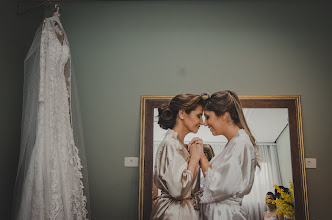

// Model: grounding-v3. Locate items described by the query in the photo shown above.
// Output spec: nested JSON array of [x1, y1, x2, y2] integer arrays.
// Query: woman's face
[[182, 105, 203, 133], [265, 194, 276, 208], [203, 110, 227, 136]]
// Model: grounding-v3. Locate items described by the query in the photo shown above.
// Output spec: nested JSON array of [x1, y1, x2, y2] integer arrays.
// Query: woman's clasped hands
[[188, 137, 204, 161]]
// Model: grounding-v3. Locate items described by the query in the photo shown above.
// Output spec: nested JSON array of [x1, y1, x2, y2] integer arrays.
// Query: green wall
[[1, 1, 331, 219], [58, 2, 331, 219], [0, 1, 42, 219]]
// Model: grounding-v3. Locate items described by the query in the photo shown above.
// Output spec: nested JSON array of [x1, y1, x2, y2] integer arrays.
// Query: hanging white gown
[[16, 16, 88, 220]]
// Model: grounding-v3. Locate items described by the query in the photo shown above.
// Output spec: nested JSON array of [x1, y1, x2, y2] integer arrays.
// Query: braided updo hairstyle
[[158, 94, 204, 129]]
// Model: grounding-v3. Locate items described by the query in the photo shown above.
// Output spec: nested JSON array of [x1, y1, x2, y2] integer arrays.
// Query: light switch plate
[[305, 158, 316, 169], [124, 157, 139, 167]]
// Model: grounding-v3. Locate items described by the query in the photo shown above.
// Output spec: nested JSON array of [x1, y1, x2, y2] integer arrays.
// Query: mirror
[[139, 96, 308, 220]]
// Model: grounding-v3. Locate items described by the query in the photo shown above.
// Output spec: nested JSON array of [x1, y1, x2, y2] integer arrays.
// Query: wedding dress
[[13, 16, 90, 220], [263, 212, 278, 220]]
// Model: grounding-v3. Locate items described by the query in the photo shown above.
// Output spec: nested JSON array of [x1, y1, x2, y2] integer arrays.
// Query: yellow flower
[[273, 182, 295, 219]]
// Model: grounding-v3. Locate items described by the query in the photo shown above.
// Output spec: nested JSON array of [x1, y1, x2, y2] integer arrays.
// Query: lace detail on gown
[[17, 16, 88, 220], [200, 168, 216, 203]]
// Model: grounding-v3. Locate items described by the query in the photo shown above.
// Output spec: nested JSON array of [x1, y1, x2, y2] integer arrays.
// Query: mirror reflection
[[152, 108, 293, 220]]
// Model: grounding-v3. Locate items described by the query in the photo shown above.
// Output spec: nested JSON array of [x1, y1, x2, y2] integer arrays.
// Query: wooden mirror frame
[[139, 95, 309, 220]]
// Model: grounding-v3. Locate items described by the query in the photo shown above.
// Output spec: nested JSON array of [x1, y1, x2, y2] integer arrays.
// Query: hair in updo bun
[[158, 104, 176, 129], [158, 94, 204, 129]]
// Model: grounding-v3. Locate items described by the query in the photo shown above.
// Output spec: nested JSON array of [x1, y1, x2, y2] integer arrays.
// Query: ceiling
[[153, 108, 289, 143]]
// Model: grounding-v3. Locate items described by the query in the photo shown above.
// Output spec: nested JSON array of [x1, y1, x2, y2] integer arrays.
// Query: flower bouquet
[[273, 182, 295, 219]]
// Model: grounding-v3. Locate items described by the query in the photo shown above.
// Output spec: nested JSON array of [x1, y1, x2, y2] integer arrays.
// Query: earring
[[180, 116, 184, 120]]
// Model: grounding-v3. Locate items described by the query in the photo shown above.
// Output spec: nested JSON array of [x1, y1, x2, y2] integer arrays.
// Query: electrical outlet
[[124, 157, 139, 167], [305, 158, 317, 169]]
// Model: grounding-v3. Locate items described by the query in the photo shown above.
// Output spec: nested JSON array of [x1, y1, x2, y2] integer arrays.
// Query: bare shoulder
[[277, 213, 284, 220], [262, 211, 266, 219]]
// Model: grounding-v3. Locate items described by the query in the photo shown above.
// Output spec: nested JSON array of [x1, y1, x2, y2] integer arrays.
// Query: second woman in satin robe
[[197, 90, 260, 220]]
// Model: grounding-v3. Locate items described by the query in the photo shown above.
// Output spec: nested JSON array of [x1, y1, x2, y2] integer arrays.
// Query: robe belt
[[219, 198, 242, 206], [160, 192, 193, 201]]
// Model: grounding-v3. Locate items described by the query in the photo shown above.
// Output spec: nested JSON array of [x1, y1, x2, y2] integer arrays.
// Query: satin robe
[[150, 129, 200, 220], [200, 129, 256, 220]]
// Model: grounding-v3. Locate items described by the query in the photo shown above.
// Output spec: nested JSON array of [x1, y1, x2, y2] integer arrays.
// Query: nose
[[203, 120, 208, 126], [200, 118, 203, 125]]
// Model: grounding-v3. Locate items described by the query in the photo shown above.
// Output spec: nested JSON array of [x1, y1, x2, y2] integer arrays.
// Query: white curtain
[[242, 144, 282, 220]]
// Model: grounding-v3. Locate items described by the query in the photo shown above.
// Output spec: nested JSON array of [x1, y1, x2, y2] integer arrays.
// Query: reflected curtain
[[242, 144, 282, 220]]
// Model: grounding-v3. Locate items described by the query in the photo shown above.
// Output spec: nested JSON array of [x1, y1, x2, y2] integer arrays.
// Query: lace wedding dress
[[13, 16, 89, 220]]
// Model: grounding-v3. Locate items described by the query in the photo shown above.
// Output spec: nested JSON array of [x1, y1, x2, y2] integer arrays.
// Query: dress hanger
[[52, 4, 64, 43], [53, 3, 61, 18], [53, 3, 62, 27], [52, 4, 62, 32]]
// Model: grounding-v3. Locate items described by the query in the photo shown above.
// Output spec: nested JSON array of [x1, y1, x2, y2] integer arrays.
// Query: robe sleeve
[[154, 140, 194, 200], [200, 139, 256, 203]]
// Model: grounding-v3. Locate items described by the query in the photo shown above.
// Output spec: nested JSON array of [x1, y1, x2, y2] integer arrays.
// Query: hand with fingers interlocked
[[188, 137, 204, 160]]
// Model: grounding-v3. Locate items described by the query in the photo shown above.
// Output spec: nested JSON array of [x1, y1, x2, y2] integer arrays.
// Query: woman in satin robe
[[150, 94, 207, 220], [197, 90, 260, 220], [262, 192, 284, 220]]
